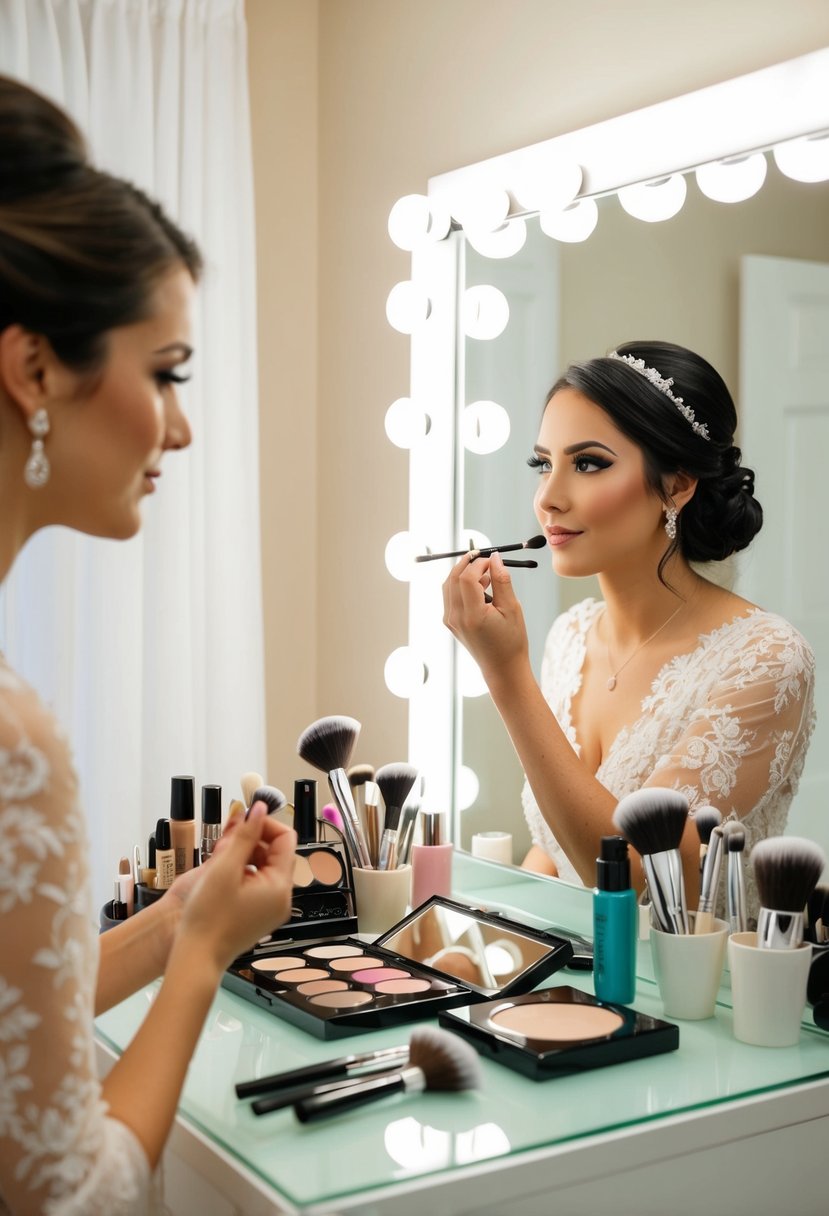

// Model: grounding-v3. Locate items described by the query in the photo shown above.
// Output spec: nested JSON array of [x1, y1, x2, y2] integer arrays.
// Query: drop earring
[[24, 408, 50, 489], [664, 504, 678, 541]]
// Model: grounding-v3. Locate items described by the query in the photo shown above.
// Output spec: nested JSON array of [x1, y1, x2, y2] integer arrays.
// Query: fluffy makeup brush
[[348, 763, 375, 841], [297, 716, 371, 867], [612, 788, 690, 934], [694, 807, 722, 876], [752, 836, 826, 949], [396, 779, 424, 868], [294, 1026, 481, 1123], [241, 1045, 412, 1114], [723, 822, 747, 933], [248, 785, 288, 817], [375, 762, 419, 871], [694, 822, 726, 935], [240, 771, 264, 808]]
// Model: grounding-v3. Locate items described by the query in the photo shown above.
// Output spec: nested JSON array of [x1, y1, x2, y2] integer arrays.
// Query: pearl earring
[[664, 504, 678, 540], [24, 409, 50, 489]]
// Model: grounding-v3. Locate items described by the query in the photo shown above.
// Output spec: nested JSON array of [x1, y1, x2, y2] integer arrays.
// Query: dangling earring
[[24, 408, 51, 489], [664, 503, 678, 541]]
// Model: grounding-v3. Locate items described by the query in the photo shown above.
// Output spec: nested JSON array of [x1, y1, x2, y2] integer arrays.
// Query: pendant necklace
[[602, 602, 685, 692]]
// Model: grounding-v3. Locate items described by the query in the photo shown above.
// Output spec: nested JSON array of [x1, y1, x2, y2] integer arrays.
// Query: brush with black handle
[[293, 1027, 481, 1123], [297, 715, 371, 867], [612, 788, 690, 934], [693, 806, 722, 879], [751, 836, 826, 949]]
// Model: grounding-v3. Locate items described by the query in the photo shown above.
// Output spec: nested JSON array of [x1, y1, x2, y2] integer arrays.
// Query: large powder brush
[[297, 716, 371, 867], [293, 1026, 481, 1122], [751, 835, 826, 948], [375, 762, 419, 870], [612, 788, 690, 934]]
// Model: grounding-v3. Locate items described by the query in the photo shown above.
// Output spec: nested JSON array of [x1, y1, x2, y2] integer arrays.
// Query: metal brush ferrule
[[329, 769, 372, 868], [643, 848, 689, 934], [756, 908, 804, 949], [727, 848, 747, 934], [697, 828, 725, 916]]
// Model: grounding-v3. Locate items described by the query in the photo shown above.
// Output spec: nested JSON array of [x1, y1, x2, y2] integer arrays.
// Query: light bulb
[[457, 528, 491, 552], [453, 187, 510, 234], [462, 285, 509, 340], [384, 646, 428, 698], [695, 153, 767, 203], [461, 400, 511, 454], [513, 160, 583, 213], [387, 194, 451, 249], [465, 218, 527, 259], [539, 197, 598, 243], [384, 397, 431, 448], [385, 281, 432, 334], [457, 765, 480, 810], [385, 531, 432, 582], [773, 132, 829, 183], [458, 648, 488, 698], [618, 174, 687, 222]]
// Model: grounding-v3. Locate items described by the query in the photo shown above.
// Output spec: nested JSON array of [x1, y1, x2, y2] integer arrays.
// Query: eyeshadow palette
[[439, 985, 679, 1080], [223, 896, 574, 1039], [259, 838, 358, 944]]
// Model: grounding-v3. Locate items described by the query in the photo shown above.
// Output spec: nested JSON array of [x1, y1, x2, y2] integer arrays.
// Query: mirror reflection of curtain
[[0, 0, 265, 908]]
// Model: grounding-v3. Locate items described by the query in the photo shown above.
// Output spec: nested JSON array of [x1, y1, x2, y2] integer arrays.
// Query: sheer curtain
[[0, 0, 266, 908]]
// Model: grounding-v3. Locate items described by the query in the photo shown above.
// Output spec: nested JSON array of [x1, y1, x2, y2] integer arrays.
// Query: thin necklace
[[602, 602, 685, 692]]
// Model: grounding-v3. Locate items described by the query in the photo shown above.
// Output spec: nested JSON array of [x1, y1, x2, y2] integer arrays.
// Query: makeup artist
[[443, 341, 815, 914], [0, 77, 296, 1215]]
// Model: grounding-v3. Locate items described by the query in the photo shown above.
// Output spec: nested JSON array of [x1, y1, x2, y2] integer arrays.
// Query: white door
[[738, 255, 829, 863]]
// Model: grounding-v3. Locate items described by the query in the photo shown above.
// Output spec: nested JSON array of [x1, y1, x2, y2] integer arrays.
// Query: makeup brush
[[363, 780, 382, 867], [693, 806, 722, 877], [237, 1042, 411, 1104], [695, 823, 726, 935], [118, 856, 134, 917], [612, 788, 690, 934], [375, 762, 419, 871], [751, 836, 826, 949], [240, 771, 264, 809], [248, 784, 288, 817], [297, 716, 371, 868], [348, 763, 375, 840], [294, 1026, 481, 1123], [396, 783, 423, 868], [805, 884, 829, 944], [723, 821, 747, 934], [415, 534, 546, 562]]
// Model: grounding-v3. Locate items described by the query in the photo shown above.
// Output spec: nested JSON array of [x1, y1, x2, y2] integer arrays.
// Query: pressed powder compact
[[439, 985, 679, 1079], [223, 896, 574, 1038]]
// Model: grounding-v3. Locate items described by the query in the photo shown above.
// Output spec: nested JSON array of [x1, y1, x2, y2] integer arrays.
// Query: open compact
[[223, 896, 574, 1038], [439, 985, 679, 1079]]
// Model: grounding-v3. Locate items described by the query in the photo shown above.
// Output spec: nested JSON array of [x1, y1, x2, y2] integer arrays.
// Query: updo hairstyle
[[547, 340, 763, 574], [0, 75, 202, 375]]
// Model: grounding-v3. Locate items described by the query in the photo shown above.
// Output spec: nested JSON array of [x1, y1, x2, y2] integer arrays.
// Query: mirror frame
[[403, 47, 829, 845]]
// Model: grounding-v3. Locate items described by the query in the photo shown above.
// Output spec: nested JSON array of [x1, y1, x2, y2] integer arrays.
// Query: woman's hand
[[443, 550, 531, 683]]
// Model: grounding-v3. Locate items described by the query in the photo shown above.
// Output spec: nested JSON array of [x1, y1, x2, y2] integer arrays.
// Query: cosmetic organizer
[[222, 895, 573, 1038]]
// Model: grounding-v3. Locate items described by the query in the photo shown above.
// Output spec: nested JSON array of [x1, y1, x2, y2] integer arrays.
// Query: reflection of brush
[[415, 535, 546, 562], [612, 788, 690, 934], [693, 807, 722, 878], [723, 822, 747, 933], [297, 716, 371, 867], [752, 836, 826, 949], [294, 1026, 481, 1122], [375, 762, 419, 871]]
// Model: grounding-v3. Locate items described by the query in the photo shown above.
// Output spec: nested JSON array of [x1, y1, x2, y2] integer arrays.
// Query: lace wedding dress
[[0, 657, 152, 1215], [522, 599, 817, 917]]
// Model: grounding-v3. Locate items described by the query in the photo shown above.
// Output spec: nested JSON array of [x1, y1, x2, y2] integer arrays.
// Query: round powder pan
[[438, 986, 680, 1081]]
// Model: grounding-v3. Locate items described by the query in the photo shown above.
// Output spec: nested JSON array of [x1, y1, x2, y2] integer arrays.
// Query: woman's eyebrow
[[154, 342, 194, 358], [563, 440, 618, 456]]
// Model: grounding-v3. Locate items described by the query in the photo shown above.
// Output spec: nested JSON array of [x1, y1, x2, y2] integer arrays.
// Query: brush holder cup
[[728, 931, 812, 1047], [471, 831, 513, 864], [649, 917, 729, 1020], [352, 865, 411, 936]]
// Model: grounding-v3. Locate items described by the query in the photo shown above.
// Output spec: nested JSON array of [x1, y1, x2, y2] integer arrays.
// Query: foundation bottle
[[170, 774, 196, 875]]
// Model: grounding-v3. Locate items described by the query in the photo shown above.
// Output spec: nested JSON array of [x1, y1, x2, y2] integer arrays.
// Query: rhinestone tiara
[[608, 351, 710, 441]]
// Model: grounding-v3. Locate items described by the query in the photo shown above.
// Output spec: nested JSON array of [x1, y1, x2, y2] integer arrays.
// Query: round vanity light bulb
[[458, 528, 491, 553], [384, 646, 428, 698], [387, 194, 451, 249], [384, 397, 431, 448], [386, 281, 432, 334], [539, 197, 599, 243], [385, 531, 431, 582], [453, 187, 511, 234], [618, 174, 687, 222], [465, 217, 527, 259], [513, 160, 583, 213], [457, 648, 488, 698], [462, 285, 509, 340], [462, 400, 511, 455], [695, 153, 767, 203], [773, 132, 829, 183], [457, 765, 480, 811]]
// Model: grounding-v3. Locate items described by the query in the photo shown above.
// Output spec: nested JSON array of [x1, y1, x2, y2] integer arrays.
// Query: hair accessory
[[24, 408, 50, 488], [664, 504, 678, 540], [608, 352, 710, 441]]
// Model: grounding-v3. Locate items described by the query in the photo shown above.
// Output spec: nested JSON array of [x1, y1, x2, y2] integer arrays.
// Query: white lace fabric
[[0, 658, 152, 1215], [522, 599, 817, 918]]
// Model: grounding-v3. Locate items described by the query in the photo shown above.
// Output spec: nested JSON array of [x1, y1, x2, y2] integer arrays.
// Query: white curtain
[[0, 0, 266, 910]]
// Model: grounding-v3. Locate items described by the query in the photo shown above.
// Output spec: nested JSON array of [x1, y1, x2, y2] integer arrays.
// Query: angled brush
[[297, 716, 371, 867], [751, 835, 826, 948], [612, 787, 690, 934]]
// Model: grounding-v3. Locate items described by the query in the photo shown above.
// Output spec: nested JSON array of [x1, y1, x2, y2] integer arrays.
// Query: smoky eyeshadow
[[304, 944, 364, 959], [309, 990, 373, 1009], [490, 1001, 624, 1042], [251, 956, 307, 973], [329, 955, 383, 973]]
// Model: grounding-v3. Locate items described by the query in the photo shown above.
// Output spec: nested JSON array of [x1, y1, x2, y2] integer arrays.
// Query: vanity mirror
[[387, 48, 829, 873]]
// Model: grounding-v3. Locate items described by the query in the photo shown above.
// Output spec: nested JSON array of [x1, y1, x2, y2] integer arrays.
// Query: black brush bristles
[[375, 762, 419, 818], [347, 763, 375, 790], [751, 836, 826, 913], [250, 785, 287, 815], [612, 788, 689, 856], [724, 822, 745, 853], [297, 715, 361, 774], [694, 806, 722, 847]]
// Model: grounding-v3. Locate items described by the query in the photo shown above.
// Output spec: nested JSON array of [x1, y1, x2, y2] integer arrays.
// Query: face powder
[[251, 956, 306, 973], [308, 850, 343, 885], [297, 979, 349, 995], [352, 967, 410, 984], [309, 990, 373, 1009], [305, 944, 364, 959], [293, 855, 314, 887], [490, 1001, 624, 1042], [275, 967, 330, 983], [329, 955, 383, 973], [374, 977, 432, 994]]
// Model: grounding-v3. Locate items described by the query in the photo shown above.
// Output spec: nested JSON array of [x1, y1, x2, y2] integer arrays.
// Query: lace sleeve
[[0, 668, 152, 1216], [647, 617, 816, 820]]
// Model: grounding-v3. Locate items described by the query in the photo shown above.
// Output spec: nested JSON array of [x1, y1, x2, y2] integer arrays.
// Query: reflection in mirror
[[457, 159, 829, 864]]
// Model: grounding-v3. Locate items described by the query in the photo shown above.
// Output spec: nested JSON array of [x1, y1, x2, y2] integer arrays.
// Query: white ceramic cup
[[471, 831, 513, 864], [728, 930, 812, 1047], [649, 916, 729, 1019], [352, 865, 412, 936]]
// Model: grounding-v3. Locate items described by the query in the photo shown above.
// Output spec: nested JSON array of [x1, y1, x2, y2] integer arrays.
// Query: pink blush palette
[[222, 896, 575, 1039]]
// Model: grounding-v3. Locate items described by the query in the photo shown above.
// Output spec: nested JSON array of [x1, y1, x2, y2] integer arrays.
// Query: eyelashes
[[526, 453, 612, 474], [155, 369, 191, 387]]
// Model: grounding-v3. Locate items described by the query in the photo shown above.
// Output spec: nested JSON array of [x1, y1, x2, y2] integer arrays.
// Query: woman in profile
[[443, 340, 815, 914], [0, 77, 295, 1214]]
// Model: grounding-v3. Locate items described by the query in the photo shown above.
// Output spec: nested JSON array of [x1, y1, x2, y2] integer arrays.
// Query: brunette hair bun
[[679, 445, 762, 562]]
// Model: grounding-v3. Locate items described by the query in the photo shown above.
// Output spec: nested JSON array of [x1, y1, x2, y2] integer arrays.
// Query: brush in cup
[[375, 762, 419, 871], [693, 806, 722, 878], [752, 836, 826, 949], [612, 788, 690, 934], [723, 821, 747, 933], [297, 715, 371, 868], [695, 823, 725, 935]]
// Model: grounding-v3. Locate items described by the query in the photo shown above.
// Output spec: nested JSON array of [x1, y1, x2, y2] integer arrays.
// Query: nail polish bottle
[[593, 835, 637, 1005], [411, 811, 453, 908]]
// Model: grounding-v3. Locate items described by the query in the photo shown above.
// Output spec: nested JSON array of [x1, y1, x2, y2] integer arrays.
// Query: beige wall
[[248, 0, 829, 788]]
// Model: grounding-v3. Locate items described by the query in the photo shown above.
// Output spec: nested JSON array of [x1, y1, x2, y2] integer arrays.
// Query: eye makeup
[[222, 896, 574, 1039], [439, 985, 679, 1080]]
